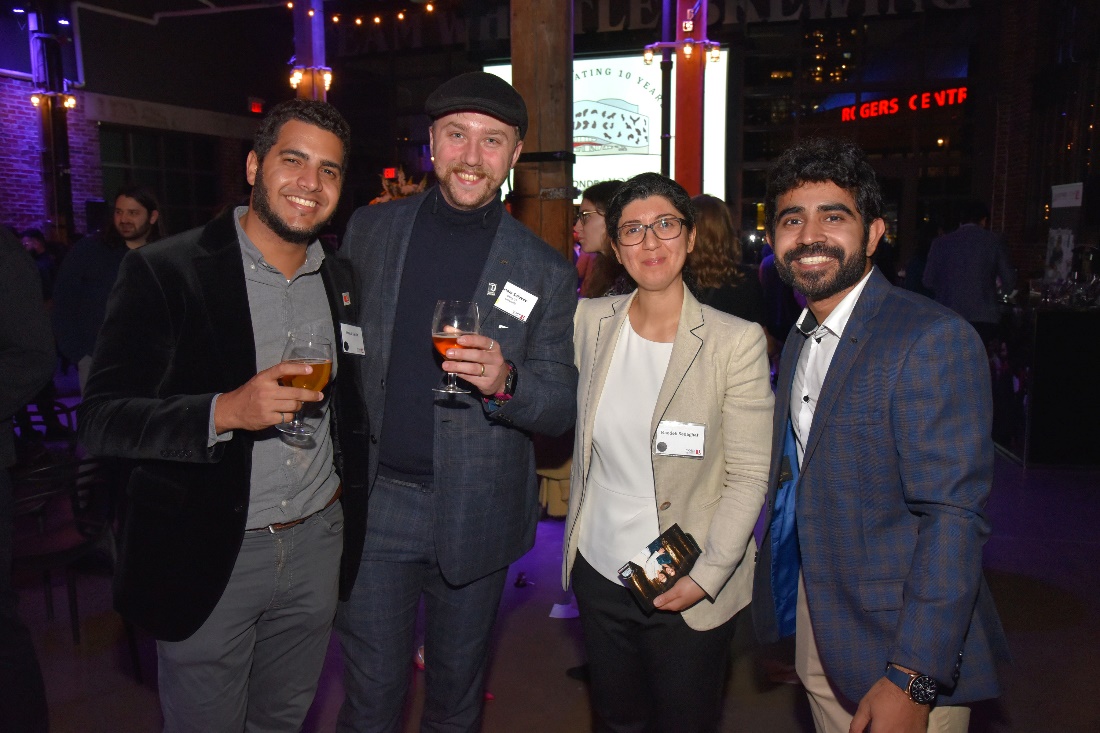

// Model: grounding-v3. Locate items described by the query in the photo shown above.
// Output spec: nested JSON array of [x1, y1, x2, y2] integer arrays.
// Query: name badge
[[654, 421, 705, 458], [339, 323, 365, 356], [493, 281, 538, 322]]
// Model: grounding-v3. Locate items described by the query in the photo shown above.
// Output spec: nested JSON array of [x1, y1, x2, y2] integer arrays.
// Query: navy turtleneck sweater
[[378, 187, 503, 480]]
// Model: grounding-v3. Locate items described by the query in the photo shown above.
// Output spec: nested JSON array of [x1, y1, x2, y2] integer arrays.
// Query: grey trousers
[[157, 500, 343, 733]]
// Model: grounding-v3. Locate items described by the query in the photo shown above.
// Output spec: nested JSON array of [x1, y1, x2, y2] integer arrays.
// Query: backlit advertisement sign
[[486, 52, 728, 202]]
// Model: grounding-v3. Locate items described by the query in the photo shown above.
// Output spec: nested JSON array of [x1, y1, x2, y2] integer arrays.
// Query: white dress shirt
[[790, 270, 873, 468]]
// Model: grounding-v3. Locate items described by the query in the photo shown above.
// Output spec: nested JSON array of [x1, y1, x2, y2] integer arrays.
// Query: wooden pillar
[[674, 0, 706, 195], [293, 0, 328, 101], [509, 0, 573, 262]]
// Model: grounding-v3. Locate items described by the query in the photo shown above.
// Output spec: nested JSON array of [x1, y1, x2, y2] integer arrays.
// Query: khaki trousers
[[795, 574, 971, 733]]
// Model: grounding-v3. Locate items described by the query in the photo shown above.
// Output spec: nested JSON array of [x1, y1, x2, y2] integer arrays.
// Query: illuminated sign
[[487, 53, 728, 201], [840, 86, 967, 122]]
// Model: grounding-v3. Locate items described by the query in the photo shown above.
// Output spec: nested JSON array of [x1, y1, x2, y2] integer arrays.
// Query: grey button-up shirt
[[210, 208, 339, 528]]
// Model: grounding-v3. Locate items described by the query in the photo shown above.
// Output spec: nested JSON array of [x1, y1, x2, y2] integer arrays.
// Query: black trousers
[[572, 553, 736, 733]]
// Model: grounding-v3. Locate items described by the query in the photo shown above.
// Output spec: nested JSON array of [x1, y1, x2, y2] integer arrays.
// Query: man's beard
[[776, 240, 869, 301], [251, 164, 329, 245], [118, 220, 152, 243]]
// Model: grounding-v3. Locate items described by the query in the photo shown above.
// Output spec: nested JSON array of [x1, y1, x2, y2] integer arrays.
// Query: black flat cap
[[425, 71, 529, 139]]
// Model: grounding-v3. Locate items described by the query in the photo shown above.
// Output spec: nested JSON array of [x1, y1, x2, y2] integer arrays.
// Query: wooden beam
[[509, 0, 574, 262]]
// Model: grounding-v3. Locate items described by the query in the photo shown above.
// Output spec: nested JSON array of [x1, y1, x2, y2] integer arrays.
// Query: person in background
[[922, 200, 1015, 343], [0, 225, 54, 733], [21, 229, 58, 304], [575, 180, 634, 298], [689, 193, 770, 333], [564, 172, 773, 732], [52, 185, 165, 393]]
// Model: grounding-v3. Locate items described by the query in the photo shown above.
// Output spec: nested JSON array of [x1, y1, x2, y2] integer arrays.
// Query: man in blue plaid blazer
[[752, 138, 1009, 733]]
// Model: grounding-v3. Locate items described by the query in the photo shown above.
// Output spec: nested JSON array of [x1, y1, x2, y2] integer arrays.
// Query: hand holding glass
[[276, 330, 332, 436], [432, 300, 480, 394]]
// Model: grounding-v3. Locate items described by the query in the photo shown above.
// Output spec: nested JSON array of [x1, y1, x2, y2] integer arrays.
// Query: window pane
[[164, 134, 189, 170], [100, 128, 127, 165], [131, 133, 159, 168]]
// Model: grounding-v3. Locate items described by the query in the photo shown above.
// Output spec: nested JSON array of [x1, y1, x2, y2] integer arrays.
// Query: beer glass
[[276, 329, 333, 436]]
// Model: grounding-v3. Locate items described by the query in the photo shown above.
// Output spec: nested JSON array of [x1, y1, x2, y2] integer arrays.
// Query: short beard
[[251, 163, 329, 245], [436, 160, 503, 211], [776, 240, 869, 301]]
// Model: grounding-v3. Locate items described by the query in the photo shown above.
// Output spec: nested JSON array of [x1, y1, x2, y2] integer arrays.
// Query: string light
[[682, 41, 693, 59], [291, 3, 442, 26]]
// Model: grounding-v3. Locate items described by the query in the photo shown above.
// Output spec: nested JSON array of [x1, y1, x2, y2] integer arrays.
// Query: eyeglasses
[[615, 217, 686, 246], [576, 209, 603, 224]]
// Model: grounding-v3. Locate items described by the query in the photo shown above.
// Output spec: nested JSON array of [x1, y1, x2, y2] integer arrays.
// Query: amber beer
[[432, 333, 471, 357], [279, 358, 332, 391]]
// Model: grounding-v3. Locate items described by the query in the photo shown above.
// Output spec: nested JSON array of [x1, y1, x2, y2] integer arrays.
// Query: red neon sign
[[841, 86, 967, 122]]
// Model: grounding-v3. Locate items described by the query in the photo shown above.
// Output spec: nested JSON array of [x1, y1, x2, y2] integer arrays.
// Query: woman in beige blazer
[[562, 173, 773, 732]]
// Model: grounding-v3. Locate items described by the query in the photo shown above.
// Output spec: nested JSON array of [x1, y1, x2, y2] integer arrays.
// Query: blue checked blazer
[[752, 268, 1009, 705], [339, 188, 578, 588]]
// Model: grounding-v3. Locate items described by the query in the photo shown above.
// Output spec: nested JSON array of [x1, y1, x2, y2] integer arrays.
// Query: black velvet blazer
[[78, 210, 368, 641]]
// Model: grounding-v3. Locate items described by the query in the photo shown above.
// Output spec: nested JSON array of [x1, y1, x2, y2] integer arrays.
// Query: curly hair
[[688, 194, 743, 289], [253, 98, 352, 170], [764, 137, 882, 242], [605, 172, 696, 245]]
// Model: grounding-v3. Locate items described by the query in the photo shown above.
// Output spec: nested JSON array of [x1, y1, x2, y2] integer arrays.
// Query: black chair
[[19, 400, 79, 454], [12, 457, 143, 681]]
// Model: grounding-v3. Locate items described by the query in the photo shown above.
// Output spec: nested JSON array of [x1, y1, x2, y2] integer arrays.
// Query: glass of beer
[[276, 329, 333, 436], [431, 300, 480, 394]]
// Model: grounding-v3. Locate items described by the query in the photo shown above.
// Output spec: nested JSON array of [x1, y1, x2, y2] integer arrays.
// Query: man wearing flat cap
[[335, 71, 578, 732]]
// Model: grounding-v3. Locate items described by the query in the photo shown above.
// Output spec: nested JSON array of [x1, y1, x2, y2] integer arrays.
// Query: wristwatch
[[884, 664, 938, 705]]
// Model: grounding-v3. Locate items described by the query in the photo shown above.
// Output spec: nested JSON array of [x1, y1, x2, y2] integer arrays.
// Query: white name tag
[[654, 421, 705, 458], [339, 323, 365, 355], [493, 281, 538, 322]]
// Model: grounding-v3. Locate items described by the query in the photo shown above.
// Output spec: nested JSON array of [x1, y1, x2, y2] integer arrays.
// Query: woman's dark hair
[[582, 180, 624, 213], [253, 98, 352, 170], [689, 194, 744, 288], [605, 172, 696, 244], [764, 137, 882, 242]]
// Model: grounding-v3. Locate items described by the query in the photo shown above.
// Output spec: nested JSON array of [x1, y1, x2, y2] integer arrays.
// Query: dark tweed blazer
[[78, 210, 367, 641], [753, 268, 1010, 705], [339, 188, 578, 588]]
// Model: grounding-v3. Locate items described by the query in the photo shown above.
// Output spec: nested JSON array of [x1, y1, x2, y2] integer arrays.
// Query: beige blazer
[[562, 285, 774, 630]]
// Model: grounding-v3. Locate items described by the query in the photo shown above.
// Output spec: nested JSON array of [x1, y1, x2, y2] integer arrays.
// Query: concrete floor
[[17, 453, 1100, 732]]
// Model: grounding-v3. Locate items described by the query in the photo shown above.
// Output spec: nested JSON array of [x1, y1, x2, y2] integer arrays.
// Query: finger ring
[[479, 363, 486, 377], [487, 340, 495, 352], [280, 412, 286, 423]]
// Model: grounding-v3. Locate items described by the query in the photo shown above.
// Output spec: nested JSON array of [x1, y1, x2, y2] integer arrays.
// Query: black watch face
[[910, 675, 938, 705]]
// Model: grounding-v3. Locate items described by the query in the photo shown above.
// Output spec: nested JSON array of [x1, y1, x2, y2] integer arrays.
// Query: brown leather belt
[[248, 484, 342, 534]]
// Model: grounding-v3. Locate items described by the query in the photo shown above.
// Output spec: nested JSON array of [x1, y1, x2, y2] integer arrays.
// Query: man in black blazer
[[335, 73, 578, 732], [79, 100, 366, 732], [1, 226, 55, 733]]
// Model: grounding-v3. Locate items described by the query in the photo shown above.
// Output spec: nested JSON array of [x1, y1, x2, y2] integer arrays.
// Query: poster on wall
[[1046, 229, 1074, 281], [486, 53, 728, 202]]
